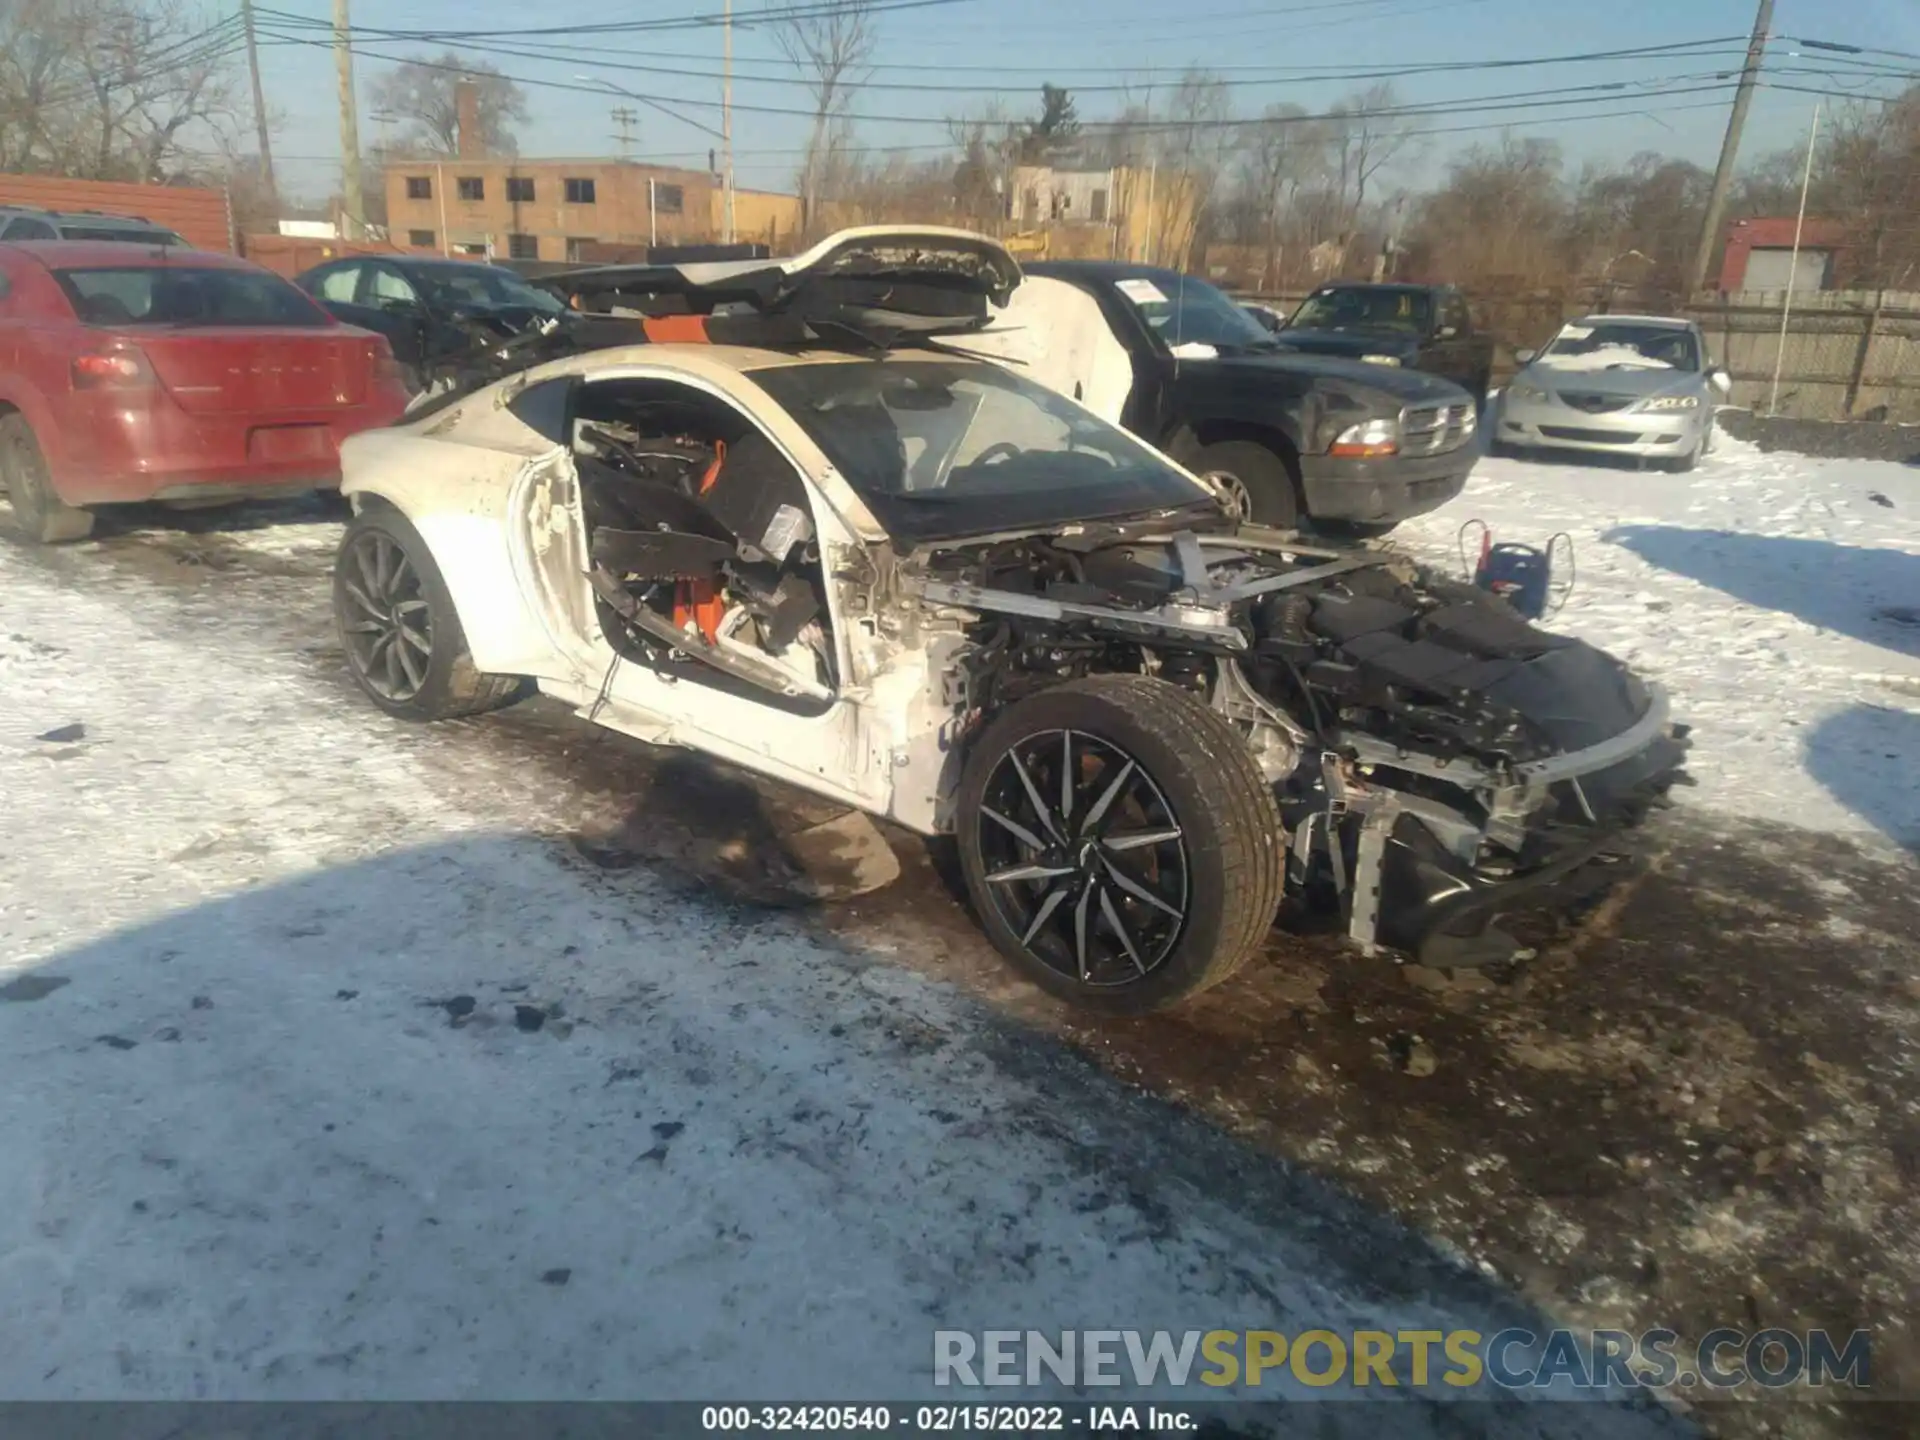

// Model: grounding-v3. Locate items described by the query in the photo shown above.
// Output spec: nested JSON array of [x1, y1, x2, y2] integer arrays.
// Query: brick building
[[383, 158, 737, 262]]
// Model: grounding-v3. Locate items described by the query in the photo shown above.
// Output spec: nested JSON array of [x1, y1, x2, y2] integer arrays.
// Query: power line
[[254, 26, 1738, 136], [263, 92, 1746, 168], [253, 0, 979, 43], [253, 31, 1752, 98]]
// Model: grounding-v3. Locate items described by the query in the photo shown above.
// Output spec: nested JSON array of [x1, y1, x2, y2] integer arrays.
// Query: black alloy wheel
[[332, 507, 524, 721], [973, 727, 1191, 988], [339, 524, 434, 705], [956, 675, 1285, 1014]]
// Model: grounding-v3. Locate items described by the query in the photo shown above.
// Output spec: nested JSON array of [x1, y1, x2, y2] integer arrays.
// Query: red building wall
[[1719, 217, 1848, 293]]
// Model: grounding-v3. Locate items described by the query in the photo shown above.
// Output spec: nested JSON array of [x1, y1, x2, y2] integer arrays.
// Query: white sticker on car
[[1116, 278, 1168, 306]]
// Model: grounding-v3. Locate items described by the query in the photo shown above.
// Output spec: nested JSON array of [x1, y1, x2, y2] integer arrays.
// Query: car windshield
[[1289, 287, 1431, 334], [1110, 272, 1277, 352], [751, 358, 1211, 543], [1539, 322, 1700, 371], [55, 266, 329, 327], [415, 264, 566, 315], [58, 226, 185, 246]]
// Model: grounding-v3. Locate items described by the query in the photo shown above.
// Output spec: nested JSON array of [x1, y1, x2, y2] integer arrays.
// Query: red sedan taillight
[[71, 348, 157, 390]]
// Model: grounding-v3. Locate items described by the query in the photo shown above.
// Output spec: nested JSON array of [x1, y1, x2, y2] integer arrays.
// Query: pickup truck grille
[[1401, 401, 1475, 456]]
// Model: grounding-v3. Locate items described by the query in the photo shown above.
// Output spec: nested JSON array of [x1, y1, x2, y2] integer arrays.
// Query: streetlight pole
[[722, 0, 736, 244]]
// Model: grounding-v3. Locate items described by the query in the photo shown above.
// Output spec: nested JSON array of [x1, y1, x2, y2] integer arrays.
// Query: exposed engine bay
[[568, 380, 838, 710], [902, 526, 1692, 965], [560, 397, 1688, 967]]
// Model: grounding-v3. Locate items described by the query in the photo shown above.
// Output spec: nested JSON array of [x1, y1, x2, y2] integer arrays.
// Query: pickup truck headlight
[[1639, 394, 1700, 411], [1360, 353, 1403, 367], [1330, 417, 1401, 458]]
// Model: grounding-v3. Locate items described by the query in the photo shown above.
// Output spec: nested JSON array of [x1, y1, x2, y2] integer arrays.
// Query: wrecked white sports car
[[333, 227, 1689, 1013]]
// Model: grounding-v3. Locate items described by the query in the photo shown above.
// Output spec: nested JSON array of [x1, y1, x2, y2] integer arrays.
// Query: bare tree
[[771, 0, 877, 233], [0, 0, 240, 182], [947, 102, 1017, 229], [1154, 69, 1233, 268], [1325, 83, 1423, 252], [367, 53, 529, 158], [1227, 104, 1331, 284]]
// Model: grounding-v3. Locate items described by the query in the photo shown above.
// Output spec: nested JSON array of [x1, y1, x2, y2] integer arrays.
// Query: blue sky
[[251, 0, 1920, 203]]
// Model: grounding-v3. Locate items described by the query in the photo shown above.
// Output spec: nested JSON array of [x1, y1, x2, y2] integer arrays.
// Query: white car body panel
[[950, 275, 1136, 425]]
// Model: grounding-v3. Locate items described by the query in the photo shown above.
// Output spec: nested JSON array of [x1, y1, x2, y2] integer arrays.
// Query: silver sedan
[[1494, 314, 1732, 472]]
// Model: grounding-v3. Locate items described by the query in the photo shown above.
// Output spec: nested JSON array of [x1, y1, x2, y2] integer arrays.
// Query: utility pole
[[611, 107, 639, 158], [333, 0, 365, 239], [1688, 0, 1775, 296], [722, 0, 736, 244], [240, 0, 277, 210]]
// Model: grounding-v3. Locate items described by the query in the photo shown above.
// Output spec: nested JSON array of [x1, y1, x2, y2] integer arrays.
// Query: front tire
[[1, 415, 94, 544], [956, 675, 1285, 1014], [1192, 440, 1299, 529], [333, 507, 522, 721]]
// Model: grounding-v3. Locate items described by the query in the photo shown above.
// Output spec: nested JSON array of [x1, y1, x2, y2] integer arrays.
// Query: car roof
[[0, 240, 247, 268]]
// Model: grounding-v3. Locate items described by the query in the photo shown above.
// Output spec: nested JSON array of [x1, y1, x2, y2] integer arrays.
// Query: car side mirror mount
[[1514, 347, 1537, 366], [1709, 366, 1733, 396]]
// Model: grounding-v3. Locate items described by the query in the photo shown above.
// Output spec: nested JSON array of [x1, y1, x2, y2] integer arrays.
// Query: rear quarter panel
[[341, 422, 572, 682]]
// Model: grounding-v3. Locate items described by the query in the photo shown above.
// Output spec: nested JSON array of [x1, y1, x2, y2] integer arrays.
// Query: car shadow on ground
[[1805, 703, 1920, 852], [0, 833, 1693, 1433], [1602, 526, 1920, 659]]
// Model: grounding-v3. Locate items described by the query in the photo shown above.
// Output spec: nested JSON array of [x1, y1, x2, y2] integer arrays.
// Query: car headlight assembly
[[1330, 417, 1401, 458], [1640, 394, 1701, 412], [1360, 353, 1403, 367], [1506, 382, 1549, 404]]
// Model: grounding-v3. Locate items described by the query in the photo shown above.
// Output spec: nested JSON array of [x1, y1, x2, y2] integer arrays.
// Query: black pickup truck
[[996, 262, 1480, 535], [1258, 282, 1497, 402]]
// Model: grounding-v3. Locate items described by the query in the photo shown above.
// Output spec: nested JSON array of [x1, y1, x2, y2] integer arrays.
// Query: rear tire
[[956, 674, 1285, 1015], [0, 415, 94, 544], [334, 506, 523, 721], [1192, 440, 1298, 529]]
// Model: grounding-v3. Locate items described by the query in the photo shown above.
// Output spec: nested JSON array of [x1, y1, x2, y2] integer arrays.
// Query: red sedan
[[0, 241, 411, 542]]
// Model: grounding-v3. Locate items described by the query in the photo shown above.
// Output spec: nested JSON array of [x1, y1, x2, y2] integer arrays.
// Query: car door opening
[[570, 380, 835, 704]]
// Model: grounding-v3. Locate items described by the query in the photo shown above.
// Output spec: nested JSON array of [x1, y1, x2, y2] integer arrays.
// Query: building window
[[1089, 188, 1108, 223], [654, 183, 684, 215], [564, 177, 596, 205], [452, 242, 488, 257], [407, 229, 436, 248], [405, 176, 432, 200], [456, 176, 484, 201], [506, 177, 535, 203], [565, 237, 593, 262], [507, 233, 539, 259]]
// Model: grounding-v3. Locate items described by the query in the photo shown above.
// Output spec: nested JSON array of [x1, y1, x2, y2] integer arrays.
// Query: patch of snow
[[0, 547, 1665, 1431], [1399, 438, 1920, 851], [1534, 346, 1672, 373]]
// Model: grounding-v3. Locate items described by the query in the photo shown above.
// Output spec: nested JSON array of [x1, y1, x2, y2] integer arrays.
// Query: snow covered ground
[[1397, 431, 1920, 851], [0, 424, 1911, 1419], [0, 541, 1681, 1434]]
